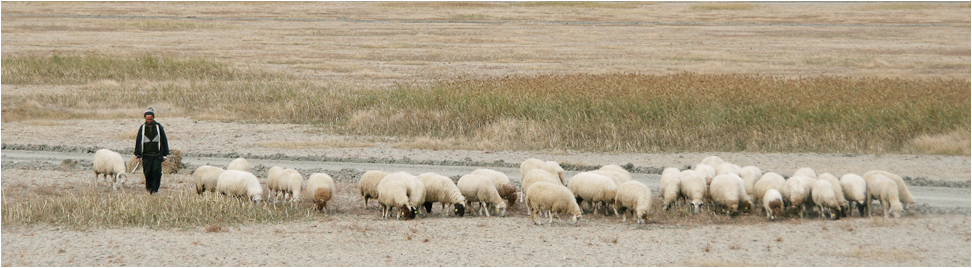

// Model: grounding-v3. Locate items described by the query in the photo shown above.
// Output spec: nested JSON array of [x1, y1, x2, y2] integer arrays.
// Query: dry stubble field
[[1, 2, 970, 267]]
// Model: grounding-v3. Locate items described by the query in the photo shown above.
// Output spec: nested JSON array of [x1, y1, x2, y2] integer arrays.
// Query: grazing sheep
[[226, 158, 250, 172], [840, 173, 868, 217], [812, 180, 841, 220], [520, 158, 565, 185], [358, 170, 390, 209], [753, 172, 786, 203], [457, 174, 507, 217], [276, 169, 304, 203], [709, 174, 743, 215], [192, 165, 225, 194], [266, 166, 285, 201], [93, 149, 128, 190], [867, 175, 904, 218], [615, 181, 653, 224], [794, 167, 817, 179], [730, 174, 754, 213], [471, 168, 517, 207], [545, 160, 567, 185], [215, 170, 264, 202], [525, 182, 582, 225], [567, 172, 619, 216], [699, 156, 726, 169], [376, 172, 423, 220], [679, 169, 707, 213], [864, 170, 916, 211], [783, 176, 814, 218], [659, 167, 682, 211], [738, 166, 763, 197], [818, 173, 848, 217], [416, 172, 466, 217], [716, 163, 742, 176], [589, 170, 631, 189], [306, 173, 335, 213], [521, 169, 562, 215], [762, 189, 784, 220], [694, 164, 716, 182]]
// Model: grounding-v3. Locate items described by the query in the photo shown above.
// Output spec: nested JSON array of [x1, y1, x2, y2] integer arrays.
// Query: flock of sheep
[[92, 148, 916, 225]]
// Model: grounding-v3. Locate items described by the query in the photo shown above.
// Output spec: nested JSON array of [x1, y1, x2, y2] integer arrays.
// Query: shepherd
[[134, 107, 169, 194]]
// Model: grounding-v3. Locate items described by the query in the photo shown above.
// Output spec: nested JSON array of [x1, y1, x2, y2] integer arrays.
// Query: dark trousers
[[142, 154, 164, 194]]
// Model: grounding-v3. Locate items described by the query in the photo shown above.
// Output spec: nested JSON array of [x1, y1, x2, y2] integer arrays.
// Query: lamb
[[716, 163, 742, 176], [783, 176, 814, 218], [738, 166, 763, 197], [226, 158, 250, 172], [215, 170, 264, 202], [567, 172, 619, 216], [709, 174, 743, 215], [93, 149, 128, 190], [659, 167, 682, 210], [839, 173, 868, 217], [275, 169, 304, 203], [699, 156, 726, 168], [471, 168, 517, 207], [867, 174, 904, 218], [753, 172, 786, 203], [818, 173, 848, 217], [376, 172, 423, 220], [192, 165, 224, 194], [525, 182, 582, 225], [614, 181, 653, 224], [811, 180, 842, 220], [864, 170, 916, 211], [266, 166, 285, 201], [679, 169, 707, 213], [305, 173, 335, 213], [762, 189, 784, 220], [457, 174, 507, 217], [520, 158, 565, 185], [358, 170, 390, 209], [416, 172, 466, 217]]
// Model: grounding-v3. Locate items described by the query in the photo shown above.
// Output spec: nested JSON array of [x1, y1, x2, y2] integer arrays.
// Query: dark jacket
[[135, 122, 169, 158]]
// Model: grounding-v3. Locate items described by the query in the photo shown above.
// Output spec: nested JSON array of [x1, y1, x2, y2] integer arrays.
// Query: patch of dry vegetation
[[2, 54, 968, 154], [691, 2, 759, 11], [908, 128, 970, 155], [256, 140, 374, 149]]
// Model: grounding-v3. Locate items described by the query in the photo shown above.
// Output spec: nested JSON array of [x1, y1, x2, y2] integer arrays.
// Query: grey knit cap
[[144, 107, 155, 117]]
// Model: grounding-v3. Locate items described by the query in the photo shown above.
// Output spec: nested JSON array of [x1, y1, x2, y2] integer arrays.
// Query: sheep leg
[[482, 203, 491, 217], [548, 210, 554, 224]]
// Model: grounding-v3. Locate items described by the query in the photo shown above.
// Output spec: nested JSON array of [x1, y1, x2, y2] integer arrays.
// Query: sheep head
[[453, 203, 465, 217], [691, 200, 704, 213], [495, 202, 507, 217], [400, 205, 417, 220], [889, 202, 903, 218], [570, 213, 582, 224], [251, 195, 264, 203]]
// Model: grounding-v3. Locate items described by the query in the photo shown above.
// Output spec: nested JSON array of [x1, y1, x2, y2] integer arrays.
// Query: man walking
[[135, 107, 169, 194]]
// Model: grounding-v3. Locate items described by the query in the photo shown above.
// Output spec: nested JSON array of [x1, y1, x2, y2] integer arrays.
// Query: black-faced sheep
[[376, 172, 423, 220], [416, 172, 466, 217], [457, 174, 507, 217], [839, 173, 868, 217]]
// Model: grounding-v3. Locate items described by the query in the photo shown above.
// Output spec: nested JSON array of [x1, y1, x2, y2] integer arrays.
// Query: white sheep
[[215, 170, 264, 202], [358, 170, 389, 209], [699, 156, 726, 169], [192, 165, 224, 194], [659, 167, 682, 210], [679, 169, 707, 213], [863, 170, 916, 211], [599, 164, 632, 180], [694, 164, 716, 182], [266, 166, 285, 201], [811, 180, 841, 220], [305, 173, 335, 213], [520, 158, 565, 185], [520, 169, 562, 216], [226, 157, 250, 172], [730, 173, 754, 212], [738, 166, 763, 197], [818, 173, 848, 217], [589, 170, 631, 189], [615, 181, 652, 224], [866, 174, 904, 218], [93, 149, 128, 190], [794, 167, 817, 179], [416, 172, 467, 217], [716, 163, 742, 176], [275, 169, 304, 203], [753, 172, 785, 203], [376, 172, 424, 220], [839, 173, 868, 217], [762, 189, 784, 220], [471, 168, 517, 207], [783, 176, 813, 218], [525, 182, 582, 225], [457, 174, 507, 217], [545, 160, 567, 185], [567, 172, 619, 216], [709, 174, 743, 214]]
